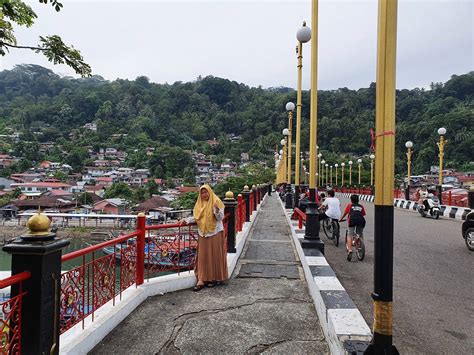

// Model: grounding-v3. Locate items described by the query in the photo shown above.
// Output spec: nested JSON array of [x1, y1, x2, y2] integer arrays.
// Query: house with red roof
[[10, 182, 73, 197]]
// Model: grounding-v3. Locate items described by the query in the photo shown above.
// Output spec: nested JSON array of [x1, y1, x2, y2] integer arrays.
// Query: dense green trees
[[0, 65, 472, 179]]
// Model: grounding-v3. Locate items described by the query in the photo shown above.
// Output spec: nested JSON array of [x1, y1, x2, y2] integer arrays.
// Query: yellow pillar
[[308, 0, 319, 197], [287, 112, 293, 185], [295, 40, 304, 189]]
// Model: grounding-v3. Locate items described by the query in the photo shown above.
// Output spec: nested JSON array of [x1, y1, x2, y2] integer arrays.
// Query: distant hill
[[0, 64, 472, 175]]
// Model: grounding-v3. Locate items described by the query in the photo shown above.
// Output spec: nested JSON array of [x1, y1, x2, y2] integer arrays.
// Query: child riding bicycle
[[340, 194, 366, 261]]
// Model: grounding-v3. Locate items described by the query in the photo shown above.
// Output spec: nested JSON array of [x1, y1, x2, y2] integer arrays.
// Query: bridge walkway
[[91, 194, 329, 354]]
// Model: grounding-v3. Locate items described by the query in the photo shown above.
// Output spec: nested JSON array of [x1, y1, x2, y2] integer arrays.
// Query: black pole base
[[404, 185, 410, 200], [300, 238, 325, 254], [285, 191, 294, 209], [364, 343, 399, 355], [302, 201, 324, 254], [437, 185, 443, 205], [294, 184, 300, 208]]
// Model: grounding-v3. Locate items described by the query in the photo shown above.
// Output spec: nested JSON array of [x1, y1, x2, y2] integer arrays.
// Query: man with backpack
[[340, 194, 366, 261]]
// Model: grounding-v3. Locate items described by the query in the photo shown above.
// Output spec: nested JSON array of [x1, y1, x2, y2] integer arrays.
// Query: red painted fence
[[0, 271, 31, 354]]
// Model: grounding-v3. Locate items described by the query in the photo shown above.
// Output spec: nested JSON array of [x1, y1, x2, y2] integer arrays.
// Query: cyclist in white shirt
[[319, 190, 341, 221]]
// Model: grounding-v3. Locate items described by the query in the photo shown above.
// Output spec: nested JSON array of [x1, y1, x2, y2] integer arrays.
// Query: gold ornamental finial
[[26, 209, 51, 236], [225, 190, 234, 200], [243, 185, 249, 192]]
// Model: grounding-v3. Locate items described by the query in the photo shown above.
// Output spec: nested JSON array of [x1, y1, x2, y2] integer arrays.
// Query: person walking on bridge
[[182, 185, 228, 291]]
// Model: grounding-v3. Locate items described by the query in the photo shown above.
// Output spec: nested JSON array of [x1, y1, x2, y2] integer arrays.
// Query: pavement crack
[[245, 339, 289, 353], [156, 323, 183, 354], [173, 297, 310, 324]]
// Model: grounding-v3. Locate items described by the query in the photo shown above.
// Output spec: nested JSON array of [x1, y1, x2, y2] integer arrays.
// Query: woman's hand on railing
[[178, 219, 188, 226]]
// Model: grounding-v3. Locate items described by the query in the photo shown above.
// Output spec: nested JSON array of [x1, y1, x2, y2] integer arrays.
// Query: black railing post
[[285, 184, 294, 209], [252, 185, 258, 211], [3, 212, 69, 354], [223, 191, 237, 253], [242, 185, 252, 222], [268, 182, 272, 196]]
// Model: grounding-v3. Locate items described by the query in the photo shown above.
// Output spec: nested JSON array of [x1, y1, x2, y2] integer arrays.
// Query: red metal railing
[[236, 195, 246, 232], [293, 208, 306, 229], [59, 231, 140, 334], [144, 223, 199, 278], [0, 271, 31, 354], [249, 194, 254, 214], [59, 212, 234, 335]]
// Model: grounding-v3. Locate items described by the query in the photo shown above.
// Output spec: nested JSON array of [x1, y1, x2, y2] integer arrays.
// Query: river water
[[0, 234, 109, 272]]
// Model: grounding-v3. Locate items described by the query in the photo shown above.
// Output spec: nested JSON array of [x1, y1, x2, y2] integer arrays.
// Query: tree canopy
[[0, 1, 91, 76]]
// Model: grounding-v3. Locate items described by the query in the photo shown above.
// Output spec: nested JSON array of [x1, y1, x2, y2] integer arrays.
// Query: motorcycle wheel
[[433, 210, 440, 219], [465, 228, 474, 251]]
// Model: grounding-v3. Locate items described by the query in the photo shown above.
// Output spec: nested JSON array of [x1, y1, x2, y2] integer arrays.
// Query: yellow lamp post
[[294, 22, 311, 207], [317, 153, 322, 187], [341, 162, 345, 186], [325, 163, 329, 187], [405, 141, 413, 199], [284, 105, 294, 185], [357, 158, 362, 186], [437, 127, 447, 185], [437, 127, 447, 204], [367, 0, 399, 352], [302, 0, 323, 251], [280, 139, 287, 184], [321, 160, 325, 187], [370, 154, 375, 186], [348, 160, 353, 186]]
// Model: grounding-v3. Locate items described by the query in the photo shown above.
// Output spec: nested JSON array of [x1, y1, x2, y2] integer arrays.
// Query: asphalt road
[[323, 196, 473, 354]]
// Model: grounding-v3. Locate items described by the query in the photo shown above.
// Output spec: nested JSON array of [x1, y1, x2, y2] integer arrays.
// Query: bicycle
[[322, 217, 340, 247], [342, 224, 365, 261]]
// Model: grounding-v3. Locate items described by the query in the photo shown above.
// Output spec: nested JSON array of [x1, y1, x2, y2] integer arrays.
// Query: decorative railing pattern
[[0, 271, 31, 355], [60, 231, 140, 334], [144, 224, 199, 276]]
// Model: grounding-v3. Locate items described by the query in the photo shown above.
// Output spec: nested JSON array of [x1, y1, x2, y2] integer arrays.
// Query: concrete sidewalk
[[91, 195, 329, 354]]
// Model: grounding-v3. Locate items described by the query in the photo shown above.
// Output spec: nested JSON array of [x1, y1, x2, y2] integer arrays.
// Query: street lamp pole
[[335, 163, 339, 186], [437, 127, 447, 204], [357, 159, 362, 186], [282, 129, 294, 209], [370, 154, 376, 187], [349, 160, 353, 186], [341, 162, 345, 186], [330, 165, 333, 186], [405, 142, 413, 200], [302, 0, 323, 253], [325, 163, 329, 187], [285, 103, 295, 187], [317, 153, 322, 188], [294, 22, 311, 208], [365, 0, 399, 353]]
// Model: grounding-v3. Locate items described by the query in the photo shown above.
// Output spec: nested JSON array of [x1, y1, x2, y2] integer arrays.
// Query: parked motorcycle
[[417, 194, 441, 219]]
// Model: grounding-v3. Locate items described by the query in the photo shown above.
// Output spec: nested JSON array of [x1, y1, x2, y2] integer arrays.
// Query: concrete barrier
[[336, 192, 471, 221]]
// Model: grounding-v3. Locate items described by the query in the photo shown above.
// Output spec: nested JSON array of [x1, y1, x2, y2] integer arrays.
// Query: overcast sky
[[0, 0, 472, 90]]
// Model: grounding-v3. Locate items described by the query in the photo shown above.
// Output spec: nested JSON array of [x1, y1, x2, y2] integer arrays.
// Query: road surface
[[323, 196, 473, 354]]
